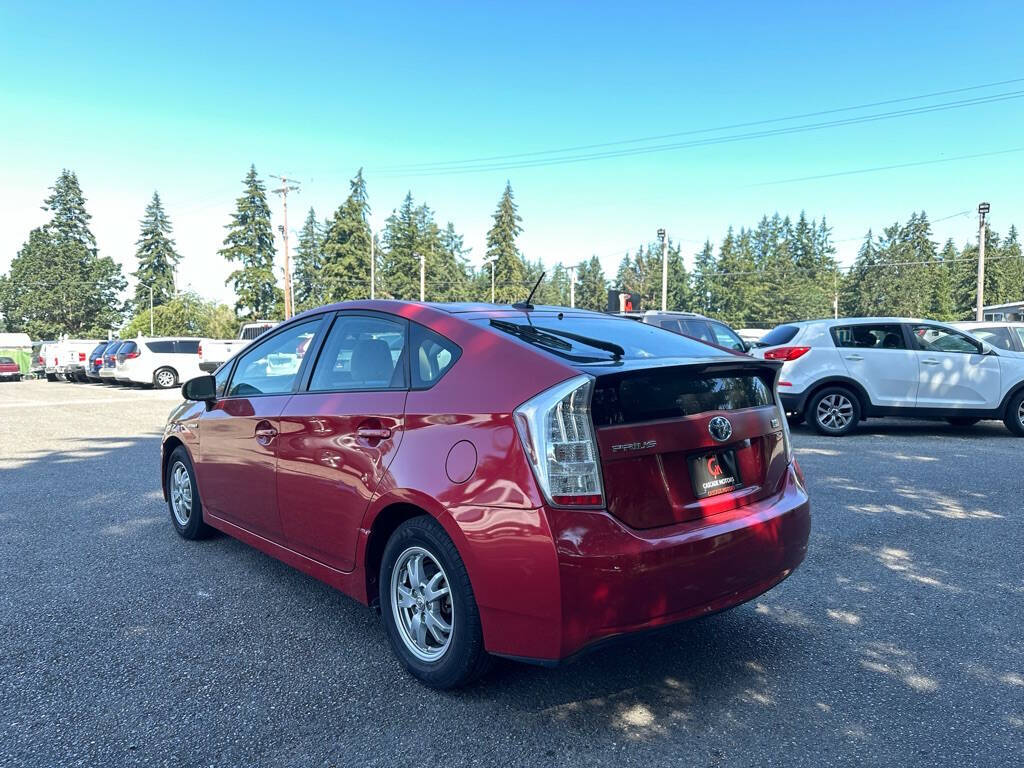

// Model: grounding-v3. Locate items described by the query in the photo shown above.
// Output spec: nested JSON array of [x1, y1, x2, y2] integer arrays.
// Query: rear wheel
[[946, 417, 981, 428], [1004, 391, 1024, 437], [166, 447, 212, 539], [808, 386, 860, 436], [45, 373, 57, 382], [153, 367, 178, 389], [379, 516, 491, 689]]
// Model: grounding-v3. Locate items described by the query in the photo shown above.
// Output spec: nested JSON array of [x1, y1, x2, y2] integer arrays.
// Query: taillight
[[93, 358, 103, 365], [514, 375, 605, 508], [124, 351, 140, 359], [197, 343, 203, 359], [763, 346, 810, 361], [78, 352, 86, 362]]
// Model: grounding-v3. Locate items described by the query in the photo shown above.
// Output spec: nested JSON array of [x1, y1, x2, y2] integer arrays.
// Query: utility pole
[[569, 264, 577, 308], [370, 233, 375, 300], [489, 259, 496, 303], [147, 284, 154, 336], [833, 271, 839, 319], [271, 175, 301, 319], [976, 202, 990, 321], [419, 252, 426, 302], [658, 228, 668, 311]]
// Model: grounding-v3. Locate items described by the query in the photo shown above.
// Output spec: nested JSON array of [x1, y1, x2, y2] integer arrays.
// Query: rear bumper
[[472, 464, 811, 662], [779, 391, 807, 415], [98, 368, 117, 380]]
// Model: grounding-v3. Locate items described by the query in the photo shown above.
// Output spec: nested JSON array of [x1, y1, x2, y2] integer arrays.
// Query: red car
[[0, 356, 22, 381], [162, 301, 810, 688]]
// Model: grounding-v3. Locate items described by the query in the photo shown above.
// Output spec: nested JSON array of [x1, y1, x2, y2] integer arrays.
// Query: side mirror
[[182, 374, 217, 403]]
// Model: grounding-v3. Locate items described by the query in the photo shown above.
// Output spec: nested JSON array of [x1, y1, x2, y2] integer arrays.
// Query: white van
[[115, 337, 203, 389]]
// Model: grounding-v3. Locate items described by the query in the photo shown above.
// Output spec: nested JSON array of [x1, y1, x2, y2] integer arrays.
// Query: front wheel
[[808, 386, 861, 436], [1004, 391, 1024, 437], [166, 447, 212, 539], [153, 367, 178, 389], [379, 516, 491, 689]]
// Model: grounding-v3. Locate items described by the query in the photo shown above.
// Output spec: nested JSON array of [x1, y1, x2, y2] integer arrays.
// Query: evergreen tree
[[691, 241, 716, 315], [321, 169, 372, 302], [999, 226, 1024, 306], [575, 255, 607, 311], [486, 182, 528, 303], [293, 207, 325, 311], [219, 165, 282, 319], [931, 240, 958, 320], [132, 191, 180, 311], [0, 170, 125, 338], [434, 222, 472, 301]]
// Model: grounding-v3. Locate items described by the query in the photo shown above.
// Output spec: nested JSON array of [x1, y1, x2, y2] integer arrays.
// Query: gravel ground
[[1, 378, 1021, 767]]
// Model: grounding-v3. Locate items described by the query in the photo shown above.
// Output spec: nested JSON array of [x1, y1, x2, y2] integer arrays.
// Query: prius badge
[[611, 440, 657, 453], [708, 416, 733, 442]]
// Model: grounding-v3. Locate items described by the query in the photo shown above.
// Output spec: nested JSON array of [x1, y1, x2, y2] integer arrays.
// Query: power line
[[749, 147, 1024, 187], [381, 77, 1024, 171]]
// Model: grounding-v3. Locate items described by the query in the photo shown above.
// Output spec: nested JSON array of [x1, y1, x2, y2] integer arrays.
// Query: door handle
[[921, 358, 941, 366], [254, 422, 278, 445], [845, 354, 863, 361], [357, 427, 392, 440]]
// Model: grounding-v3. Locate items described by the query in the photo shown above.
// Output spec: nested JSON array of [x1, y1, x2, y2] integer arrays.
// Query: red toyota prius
[[162, 301, 810, 688]]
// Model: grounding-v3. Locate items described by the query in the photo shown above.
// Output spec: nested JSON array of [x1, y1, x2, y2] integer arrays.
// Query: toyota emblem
[[708, 416, 733, 442]]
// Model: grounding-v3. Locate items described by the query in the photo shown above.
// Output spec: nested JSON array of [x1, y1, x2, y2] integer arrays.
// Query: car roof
[[294, 299, 614, 323]]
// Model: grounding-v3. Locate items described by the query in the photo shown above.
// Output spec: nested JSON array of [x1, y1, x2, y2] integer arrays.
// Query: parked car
[[618, 310, 748, 352], [162, 301, 810, 688], [52, 339, 100, 382], [198, 321, 280, 373], [87, 340, 121, 381], [751, 317, 1024, 436], [952, 321, 1024, 354], [31, 340, 55, 378], [116, 337, 203, 388], [99, 341, 129, 383], [0, 356, 21, 381]]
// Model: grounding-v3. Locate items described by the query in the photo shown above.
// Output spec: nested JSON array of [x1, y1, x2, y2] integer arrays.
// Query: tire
[[153, 367, 178, 389], [379, 516, 492, 689], [808, 386, 861, 436], [1004, 390, 1024, 437], [45, 373, 57, 382], [946, 417, 981, 428], [166, 446, 213, 540]]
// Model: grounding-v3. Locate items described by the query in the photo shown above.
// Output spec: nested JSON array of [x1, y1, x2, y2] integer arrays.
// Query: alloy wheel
[[1018, 399, 1024, 428], [817, 393, 854, 431], [170, 461, 193, 526], [390, 546, 454, 662], [156, 370, 175, 388]]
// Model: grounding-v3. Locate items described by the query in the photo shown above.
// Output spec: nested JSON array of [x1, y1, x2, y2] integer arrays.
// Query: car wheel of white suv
[[153, 367, 178, 389], [808, 386, 860, 436], [1004, 390, 1024, 437]]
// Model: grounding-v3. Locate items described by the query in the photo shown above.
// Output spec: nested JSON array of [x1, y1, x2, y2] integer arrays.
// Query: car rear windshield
[[757, 324, 801, 347], [592, 368, 774, 426], [118, 342, 138, 355], [482, 314, 730, 363], [0, 356, 14, 365]]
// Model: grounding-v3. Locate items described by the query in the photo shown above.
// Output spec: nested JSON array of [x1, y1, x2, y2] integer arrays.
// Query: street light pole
[[976, 202, 990, 321], [370, 232, 375, 300], [419, 252, 426, 302], [658, 228, 668, 311], [569, 264, 576, 308], [489, 260, 496, 303]]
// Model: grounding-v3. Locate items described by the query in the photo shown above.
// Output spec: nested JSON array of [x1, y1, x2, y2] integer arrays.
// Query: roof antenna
[[513, 271, 545, 311]]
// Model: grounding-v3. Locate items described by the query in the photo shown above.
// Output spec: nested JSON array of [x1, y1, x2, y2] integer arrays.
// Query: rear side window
[[308, 315, 407, 392], [971, 327, 1014, 351], [146, 341, 175, 353], [1016, 328, 1024, 348], [758, 324, 800, 347], [175, 340, 200, 354], [411, 324, 461, 388], [681, 319, 715, 344], [831, 324, 905, 349]]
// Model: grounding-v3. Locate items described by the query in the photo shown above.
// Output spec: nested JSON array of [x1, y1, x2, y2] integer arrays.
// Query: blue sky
[[2, 1, 1023, 304]]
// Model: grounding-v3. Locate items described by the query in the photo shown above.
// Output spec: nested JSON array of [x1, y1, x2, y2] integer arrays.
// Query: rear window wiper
[[529, 325, 624, 360], [489, 319, 573, 353]]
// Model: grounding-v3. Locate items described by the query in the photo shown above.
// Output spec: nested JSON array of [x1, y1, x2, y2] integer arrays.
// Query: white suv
[[751, 318, 1024, 436], [115, 337, 203, 389]]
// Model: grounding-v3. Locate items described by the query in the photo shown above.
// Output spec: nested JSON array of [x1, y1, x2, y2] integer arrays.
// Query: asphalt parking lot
[[1, 379, 1021, 767]]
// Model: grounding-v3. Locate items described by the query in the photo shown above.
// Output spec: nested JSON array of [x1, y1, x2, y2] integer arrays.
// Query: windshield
[[481, 313, 731, 363]]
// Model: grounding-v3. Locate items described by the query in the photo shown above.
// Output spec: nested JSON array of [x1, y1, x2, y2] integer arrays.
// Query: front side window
[[228, 319, 321, 396], [911, 325, 981, 355], [710, 321, 746, 351], [214, 361, 232, 398], [972, 327, 1014, 351], [1016, 327, 1024, 348], [832, 324, 905, 350], [308, 314, 407, 392]]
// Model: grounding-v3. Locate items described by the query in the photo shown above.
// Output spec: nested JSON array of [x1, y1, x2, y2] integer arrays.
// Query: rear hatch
[[485, 312, 790, 529]]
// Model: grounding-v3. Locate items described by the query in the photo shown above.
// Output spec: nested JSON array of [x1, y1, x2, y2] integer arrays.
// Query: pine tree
[[433, 222, 472, 301], [292, 207, 324, 311], [321, 169, 372, 302], [486, 182, 528, 303], [132, 191, 180, 311], [219, 165, 282, 319], [0, 170, 125, 338], [691, 241, 716, 315], [575, 255, 607, 311], [380, 193, 437, 300], [1000, 226, 1024, 306], [931, 240, 958, 320]]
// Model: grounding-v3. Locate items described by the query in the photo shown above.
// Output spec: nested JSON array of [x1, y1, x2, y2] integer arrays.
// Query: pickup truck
[[0, 356, 22, 381], [45, 339, 100, 382], [198, 321, 278, 373]]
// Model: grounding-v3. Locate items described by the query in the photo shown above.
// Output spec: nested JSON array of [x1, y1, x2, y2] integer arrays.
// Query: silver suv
[[618, 311, 748, 352]]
